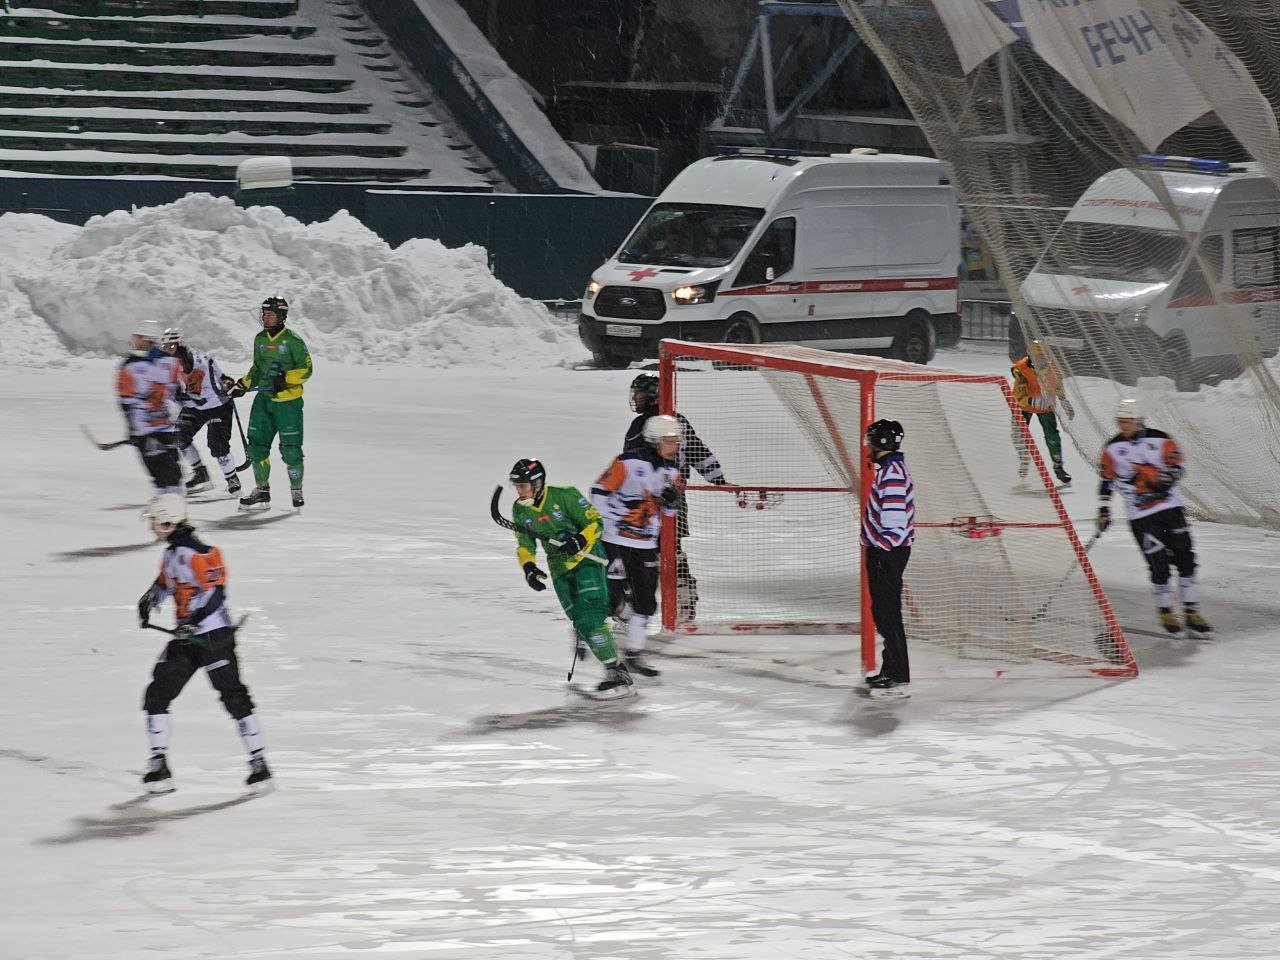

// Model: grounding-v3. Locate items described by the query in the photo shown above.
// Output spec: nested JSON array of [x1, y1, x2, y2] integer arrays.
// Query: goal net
[[833, 1, 1280, 529], [659, 340, 1135, 679]]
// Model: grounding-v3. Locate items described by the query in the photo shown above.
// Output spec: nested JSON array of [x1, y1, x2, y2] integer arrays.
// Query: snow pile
[[0, 193, 587, 368]]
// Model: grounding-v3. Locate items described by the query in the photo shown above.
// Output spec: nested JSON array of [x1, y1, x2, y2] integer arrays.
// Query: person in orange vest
[[1011, 339, 1073, 485]]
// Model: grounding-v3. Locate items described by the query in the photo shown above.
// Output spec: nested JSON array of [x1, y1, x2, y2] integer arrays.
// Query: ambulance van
[[577, 147, 961, 368], [1020, 155, 1280, 389]]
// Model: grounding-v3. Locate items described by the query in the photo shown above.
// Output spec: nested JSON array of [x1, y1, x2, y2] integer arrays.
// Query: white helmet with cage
[[1115, 398, 1144, 422], [146, 493, 188, 527], [642, 414, 681, 445]]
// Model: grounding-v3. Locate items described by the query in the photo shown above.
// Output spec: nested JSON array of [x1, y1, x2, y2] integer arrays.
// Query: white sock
[[146, 714, 171, 754], [627, 614, 650, 653], [1153, 582, 1175, 608], [236, 714, 265, 755], [1179, 576, 1198, 607], [181, 445, 201, 468], [216, 454, 235, 476]]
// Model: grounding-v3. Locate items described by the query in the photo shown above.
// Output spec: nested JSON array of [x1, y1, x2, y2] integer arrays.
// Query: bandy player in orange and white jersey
[[591, 415, 681, 677], [117, 320, 183, 496], [1096, 398, 1211, 638]]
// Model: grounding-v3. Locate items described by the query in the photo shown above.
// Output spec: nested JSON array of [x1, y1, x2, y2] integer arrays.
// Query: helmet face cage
[[161, 328, 182, 348], [630, 374, 658, 412], [865, 418, 904, 452], [261, 296, 288, 327], [509, 458, 546, 504]]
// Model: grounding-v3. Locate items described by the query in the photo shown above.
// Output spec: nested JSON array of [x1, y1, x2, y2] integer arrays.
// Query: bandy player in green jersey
[[508, 458, 633, 697]]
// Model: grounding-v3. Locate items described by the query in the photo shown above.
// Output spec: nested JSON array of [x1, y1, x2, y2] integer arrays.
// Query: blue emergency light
[[1136, 154, 1236, 175]]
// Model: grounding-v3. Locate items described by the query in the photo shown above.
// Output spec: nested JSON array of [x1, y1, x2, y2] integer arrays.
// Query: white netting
[[836, 1, 1280, 528], [664, 342, 1133, 678]]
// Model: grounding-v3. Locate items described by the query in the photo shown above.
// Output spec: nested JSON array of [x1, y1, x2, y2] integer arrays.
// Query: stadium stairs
[[0, 0, 523, 186]]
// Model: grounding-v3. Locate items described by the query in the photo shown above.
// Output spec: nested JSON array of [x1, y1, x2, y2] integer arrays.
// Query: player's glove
[[659, 485, 680, 509], [1096, 505, 1111, 534], [552, 532, 588, 556], [172, 623, 197, 641], [271, 373, 287, 393], [224, 377, 248, 399], [522, 562, 548, 591], [1059, 397, 1075, 420], [137, 590, 155, 626]]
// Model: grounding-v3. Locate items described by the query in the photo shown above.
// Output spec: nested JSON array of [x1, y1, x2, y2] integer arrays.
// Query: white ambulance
[[577, 147, 961, 368], [1020, 154, 1280, 390]]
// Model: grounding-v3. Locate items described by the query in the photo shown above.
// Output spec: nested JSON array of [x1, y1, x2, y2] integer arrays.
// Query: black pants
[[177, 402, 234, 459], [143, 627, 255, 720], [866, 545, 911, 682], [604, 542, 659, 618], [1129, 506, 1196, 587], [134, 431, 181, 491]]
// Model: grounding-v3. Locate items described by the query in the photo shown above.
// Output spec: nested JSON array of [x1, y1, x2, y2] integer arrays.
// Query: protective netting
[[836, 1, 1280, 528], [662, 342, 1134, 678]]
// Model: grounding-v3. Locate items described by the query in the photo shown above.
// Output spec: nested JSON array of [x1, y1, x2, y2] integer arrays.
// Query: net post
[[859, 374, 875, 676], [658, 340, 677, 633]]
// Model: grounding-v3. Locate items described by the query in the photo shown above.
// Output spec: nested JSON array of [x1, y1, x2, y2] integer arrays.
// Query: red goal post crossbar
[[656, 339, 1133, 678]]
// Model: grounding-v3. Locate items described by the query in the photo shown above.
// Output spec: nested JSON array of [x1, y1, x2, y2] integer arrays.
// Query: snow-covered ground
[[5, 328, 1280, 957]]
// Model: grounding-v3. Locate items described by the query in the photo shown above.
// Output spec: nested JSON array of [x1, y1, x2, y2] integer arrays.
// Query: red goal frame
[[657, 339, 1135, 679]]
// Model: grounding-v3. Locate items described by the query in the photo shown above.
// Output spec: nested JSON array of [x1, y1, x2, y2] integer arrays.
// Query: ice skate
[[864, 674, 910, 698], [225, 473, 242, 495], [1184, 608, 1212, 637], [594, 661, 634, 698], [290, 488, 304, 509], [185, 465, 213, 495], [245, 752, 274, 793], [142, 753, 175, 795], [624, 649, 661, 678], [1052, 462, 1072, 486], [238, 485, 270, 511], [1158, 607, 1182, 635]]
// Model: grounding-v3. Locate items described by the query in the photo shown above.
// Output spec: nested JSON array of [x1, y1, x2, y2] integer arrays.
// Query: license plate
[[605, 323, 643, 338]]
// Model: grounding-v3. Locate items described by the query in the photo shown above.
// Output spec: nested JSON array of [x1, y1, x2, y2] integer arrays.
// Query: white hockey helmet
[[132, 319, 162, 341], [1115, 398, 1144, 422], [161, 327, 182, 346], [643, 414, 680, 445], [146, 493, 188, 526]]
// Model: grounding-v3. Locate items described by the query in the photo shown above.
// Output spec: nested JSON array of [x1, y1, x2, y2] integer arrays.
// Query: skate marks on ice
[[49, 541, 154, 561], [37, 792, 260, 845]]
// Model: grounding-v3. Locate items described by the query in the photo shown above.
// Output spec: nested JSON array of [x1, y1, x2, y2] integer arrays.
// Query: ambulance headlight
[[585, 280, 602, 299], [1116, 304, 1150, 326], [671, 281, 720, 305]]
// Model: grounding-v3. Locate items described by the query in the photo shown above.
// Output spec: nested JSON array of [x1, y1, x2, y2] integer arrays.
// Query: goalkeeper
[[1011, 339, 1072, 485], [508, 458, 632, 696]]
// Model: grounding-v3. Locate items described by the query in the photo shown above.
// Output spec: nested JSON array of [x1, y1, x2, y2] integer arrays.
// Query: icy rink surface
[[3, 342, 1280, 959]]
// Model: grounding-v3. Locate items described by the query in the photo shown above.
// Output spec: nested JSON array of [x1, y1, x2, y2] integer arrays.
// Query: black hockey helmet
[[261, 295, 288, 328], [630, 373, 658, 412], [865, 419, 905, 452], [509, 458, 547, 503]]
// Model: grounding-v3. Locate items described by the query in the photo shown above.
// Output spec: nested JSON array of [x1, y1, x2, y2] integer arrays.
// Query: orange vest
[[1011, 357, 1060, 414]]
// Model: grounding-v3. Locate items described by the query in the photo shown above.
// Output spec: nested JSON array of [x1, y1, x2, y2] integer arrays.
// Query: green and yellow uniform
[[237, 326, 313, 491], [512, 484, 618, 664]]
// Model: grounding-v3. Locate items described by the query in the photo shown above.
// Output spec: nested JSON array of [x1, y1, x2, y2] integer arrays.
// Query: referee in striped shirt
[[862, 419, 916, 691]]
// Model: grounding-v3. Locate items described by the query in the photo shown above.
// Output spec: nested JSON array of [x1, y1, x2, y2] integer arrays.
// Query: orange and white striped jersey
[[146, 527, 233, 635], [1099, 428, 1185, 520], [591, 450, 679, 548], [117, 349, 182, 437]]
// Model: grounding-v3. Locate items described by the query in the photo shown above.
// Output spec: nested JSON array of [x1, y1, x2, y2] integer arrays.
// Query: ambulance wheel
[[592, 350, 631, 370], [893, 311, 936, 364], [1161, 333, 1197, 393], [723, 314, 759, 345], [712, 314, 759, 369]]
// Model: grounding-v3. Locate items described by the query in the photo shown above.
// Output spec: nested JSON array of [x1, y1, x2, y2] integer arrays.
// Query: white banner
[[933, 0, 1278, 164]]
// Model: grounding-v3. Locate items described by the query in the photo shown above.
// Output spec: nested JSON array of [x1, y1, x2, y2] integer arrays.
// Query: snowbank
[[0, 193, 587, 368]]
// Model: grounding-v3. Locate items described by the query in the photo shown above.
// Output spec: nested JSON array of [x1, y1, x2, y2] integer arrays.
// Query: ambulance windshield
[[1038, 222, 1187, 283], [618, 203, 764, 268]]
